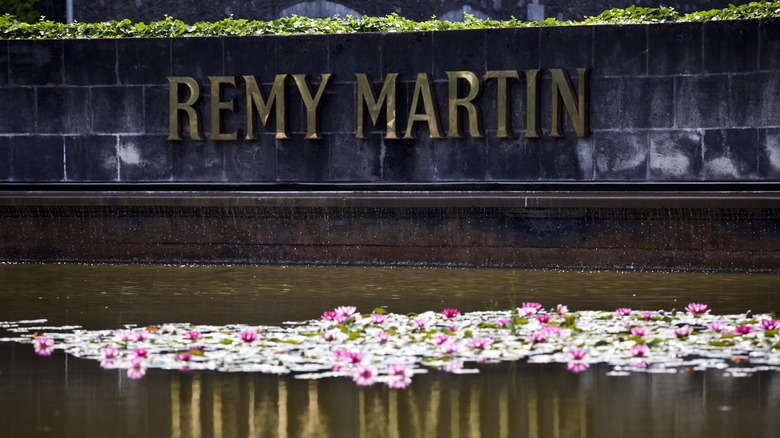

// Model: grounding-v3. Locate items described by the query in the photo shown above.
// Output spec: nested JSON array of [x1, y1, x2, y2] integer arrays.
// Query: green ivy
[[1, 1, 779, 39]]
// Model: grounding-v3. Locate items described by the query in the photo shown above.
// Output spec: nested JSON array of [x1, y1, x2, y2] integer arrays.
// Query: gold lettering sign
[[167, 69, 591, 141]]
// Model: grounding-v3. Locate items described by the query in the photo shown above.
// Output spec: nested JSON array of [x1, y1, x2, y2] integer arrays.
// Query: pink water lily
[[708, 321, 726, 333], [334, 350, 364, 364], [640, 311, 653, 320], [536, 315, 551, 324], [496, 318, 511, 328], [102, 347, 118, 360], [376, 331, 390, 343], [761, 320, 779, 330], [631, 326, 648, 337], [335, 306, 357, 317], [685, 303, 710, 315], [630, 344, 648, 357], [517, 302, 543, 316], [616, 308, 632, 317], [371, 313, 387, 324], [321, 311, 337, 321], [444, 361, 463, 373], [441, 341, 460, 354], [324, 330, 339, 341], [735, 325, 753, 335], [567, 362, 588, 373], [540, 325, 562, 336], [185, 331, 201, 341], [469, 338, 493, 349], [556, 304, 569, 315], [632, 360, 648, 369], [386, 364, 413, 389], [334, 314, 348, 325], [175, 352, 192, 362], [240, 329, 258, 343], [568, 349, 587, 360], [133, 348, 149, 358], [352, 364, 376, 386], [34, 337, 54, 356], [413, 318, 427, 329], [442, 308, 460, 319], [674, 327, 690, 338], [433, 334, 450, 345], [527, 332, 546, 343], [132, 330, 150, 342], [118, 330, 135, 342], [127, 357, 146, 379]]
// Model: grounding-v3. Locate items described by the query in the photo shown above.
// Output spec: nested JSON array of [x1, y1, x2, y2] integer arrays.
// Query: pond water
[[1, 264, 779, 437]]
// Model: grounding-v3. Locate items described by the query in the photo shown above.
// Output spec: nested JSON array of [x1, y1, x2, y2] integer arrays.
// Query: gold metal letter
[[550, 68, 590, 138], [356, 73, 399, 139], [484, 70, 520, 138], [244, 75, 289, 140], [446, 71, 484, 138], [524, 70, 541, 138], [292, 74, 333, 140], [404, 73, 443, 139], [209, 76, 238, 140], [167, 76, 204, 141]]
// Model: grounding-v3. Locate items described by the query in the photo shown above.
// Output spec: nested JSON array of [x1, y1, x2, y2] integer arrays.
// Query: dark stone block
[[675, 75, 729, 129], [539, 26, 592, 69], [171, 141, 226, 181], [593, 25, 646, 76], [434, 137, 486, 181], [703, 129, 759, 180], [647, 22, 703, 75], [276, 136, 328, 181], [382, 32, 433, 77], [0, 42, 8, 85], [759, 19, 780, 70], [0, 88, 35, 133], [319, 82, 354, 135], [118, 135, 172, 181], [118, 38, 171, 85], [91, 87, 144, 134], [9, 40, 62, 85], [703, 20, 758, 73], [486, 137, 541, 180], [382, 136, 434, 182], [594, 131, 647, 181], [485, 27, 540, 71], [144, 86, 169, 134], [621, 77, 673, 129], [64, 40, 117, 85], [327, 33, 382, 81], [223, 136, 277, 182], [275, 35, 329, 75], [759, 128, 780, 179], [649, 131, 702, 181], [0, 137, 8, 180], [172, 37, 224, 78], [37, 87, 91, 134], [589, 77, 622, 131], [730, 72, 780, 127], [65, 135, 118, 181], [329, 133, 381, 182], [10, 136, 63, 181], [433, 29, 486, 77], [538, 135, 594, 180], [223, 35, 276, 79]]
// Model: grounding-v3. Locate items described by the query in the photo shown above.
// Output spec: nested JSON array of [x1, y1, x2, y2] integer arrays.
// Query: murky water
[[1, 264, 779, 437]]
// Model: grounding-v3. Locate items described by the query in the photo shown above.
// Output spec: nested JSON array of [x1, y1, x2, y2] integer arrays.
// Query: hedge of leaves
[[0, 1, 779, 39]]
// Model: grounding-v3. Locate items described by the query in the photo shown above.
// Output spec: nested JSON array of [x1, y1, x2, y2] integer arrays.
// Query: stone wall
[[1, 19, 778, 186], [59, 0, 757, 23]]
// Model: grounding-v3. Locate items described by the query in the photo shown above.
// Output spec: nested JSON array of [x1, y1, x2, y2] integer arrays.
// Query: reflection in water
[[1, 264, 779, 437]]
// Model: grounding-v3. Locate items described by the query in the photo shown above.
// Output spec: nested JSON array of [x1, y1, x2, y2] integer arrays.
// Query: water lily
[[352, 364, 376, 386], [185, 331, 201, 341], [335, 306, 357, 317], [102, 347, 118, 360], [518, 302, 543, 316], [324, 330, 340, 341], [127, 357, 146, 379], [630, 344, 648, 357], [556, 304, 569, 315], [240, 329, 258, 343], [708, 321, 726, 333], [536, 315, 551, 324], [640, 311, 653, 320], [133, 348, 149, 358], [540, 325, 562, 336], [433, 334, 450, 345], [441, 341, 460, 354], [496, 318, 510, 328], [334, 350, 363, 364], [386, 364, 413, 389], [616, 308, 632, 317], [567, 362, 588, 373], [34, 337, 53, 356], [674, 327, 690, 338], [469, 338, 492, 349], [442, 308, 460, 319], [631, 326, 648, 337], [118, 330, 134, 342], [761, 320, 779, 331], [735, 325, 753, 335], [321, 311, 337, 321], [685, 303, 710, 315], [375, 331, 390, 343], [444, 361, 463, 373], [334, 314, 348, 325], [132, 330, 150, 342], [527, 332, 546, 343], [370, 313, 387, 324], [175, 352, 192, 362], [568, 349, 587, 360], [413, 318, 427, 329], [632, 360, 648, 369]]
